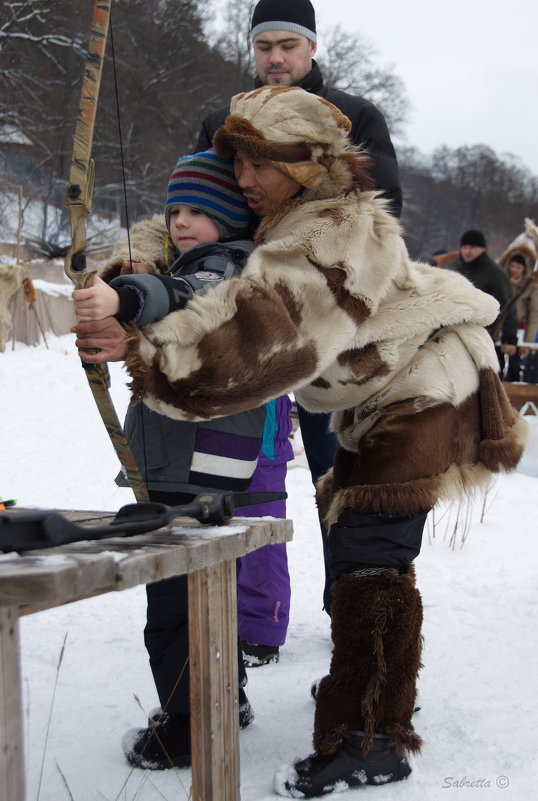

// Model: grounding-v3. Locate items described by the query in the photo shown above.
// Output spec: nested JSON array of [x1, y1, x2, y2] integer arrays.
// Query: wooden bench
[[0, 510, 292, 801], [503, 381, 538, 414]]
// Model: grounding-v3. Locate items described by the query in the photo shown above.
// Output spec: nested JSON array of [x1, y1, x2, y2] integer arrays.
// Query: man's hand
[[72, 317, 129, 363], [500, 344, 517, 356], [73, 276, 120, 321]]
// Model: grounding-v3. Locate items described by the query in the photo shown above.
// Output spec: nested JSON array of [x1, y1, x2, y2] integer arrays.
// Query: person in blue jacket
[[73, 149, 293, 768]]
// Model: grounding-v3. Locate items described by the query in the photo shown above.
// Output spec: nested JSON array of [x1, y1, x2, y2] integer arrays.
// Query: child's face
[[508, 261, 524, 280], [169, 205, 220, 253]]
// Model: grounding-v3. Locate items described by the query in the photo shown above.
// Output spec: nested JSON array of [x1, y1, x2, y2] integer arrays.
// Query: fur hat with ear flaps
[[213, 86, 374, 193]]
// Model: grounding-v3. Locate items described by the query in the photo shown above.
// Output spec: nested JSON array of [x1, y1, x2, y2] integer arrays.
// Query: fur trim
[[478, 368, 529, 471], [313, 571, 423, 757], [214, 86, 363, 190], [213, 115, 314, 163], [432, 250, 459, 268], [499, 244, 536, 272], [100, 214, 170, 283], [315, 371, 528, 526], [315, 467, 334, 521], [321, 463, 494, 527]]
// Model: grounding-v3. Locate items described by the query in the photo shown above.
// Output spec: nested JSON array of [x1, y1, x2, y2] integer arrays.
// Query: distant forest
[[2, 0, 537, 260]]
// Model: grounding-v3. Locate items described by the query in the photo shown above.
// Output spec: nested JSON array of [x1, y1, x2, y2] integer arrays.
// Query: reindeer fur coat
[[124, 156, 528, 523]]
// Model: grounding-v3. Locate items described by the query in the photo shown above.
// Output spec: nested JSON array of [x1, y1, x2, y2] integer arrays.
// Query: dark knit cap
[[165, 150, 250, 239], [460, 229, 486, 248], [251, 0, 317, 43]]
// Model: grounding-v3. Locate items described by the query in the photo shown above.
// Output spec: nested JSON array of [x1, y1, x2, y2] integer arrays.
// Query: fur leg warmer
[[313, 569, 423, 758]]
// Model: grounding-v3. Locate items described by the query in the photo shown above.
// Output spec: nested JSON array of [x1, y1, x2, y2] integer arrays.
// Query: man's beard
[[264, 72, 292, 86]]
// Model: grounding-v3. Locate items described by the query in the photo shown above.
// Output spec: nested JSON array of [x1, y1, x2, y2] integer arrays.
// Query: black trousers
[[328, 507, 427, 578], [296, 405, 339, 613], [145, 490, 247, 717]]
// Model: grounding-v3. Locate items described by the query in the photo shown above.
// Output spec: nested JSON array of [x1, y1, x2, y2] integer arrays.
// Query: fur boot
[[313, 568, 423, 758]]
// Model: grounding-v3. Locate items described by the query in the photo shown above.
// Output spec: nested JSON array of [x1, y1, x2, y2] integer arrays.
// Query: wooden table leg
[[188, 560, 240, 801], [0, 605, 25, 801]]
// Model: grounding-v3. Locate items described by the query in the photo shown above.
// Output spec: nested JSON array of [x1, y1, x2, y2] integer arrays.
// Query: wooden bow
[[64, 0, 149, 503]]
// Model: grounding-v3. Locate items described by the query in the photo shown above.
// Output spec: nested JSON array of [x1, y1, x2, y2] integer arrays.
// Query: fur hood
[[214, 85, 357, 191]]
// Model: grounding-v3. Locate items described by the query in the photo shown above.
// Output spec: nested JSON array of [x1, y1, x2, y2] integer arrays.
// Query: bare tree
[[316, 26, 408, 134], [1, 0, 245, 237], [213, 0, 257, 90], [91, 0, 245, 222], [399, 144, 538, 261]]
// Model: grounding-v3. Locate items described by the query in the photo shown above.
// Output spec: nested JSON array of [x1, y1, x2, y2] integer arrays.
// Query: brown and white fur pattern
[[125, 153, 528, 522]]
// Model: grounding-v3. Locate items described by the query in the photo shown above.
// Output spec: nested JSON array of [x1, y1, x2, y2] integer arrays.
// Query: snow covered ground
[[1, 334, 537, 801]]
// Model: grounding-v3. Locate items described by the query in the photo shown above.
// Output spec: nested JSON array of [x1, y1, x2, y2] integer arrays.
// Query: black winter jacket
[[111, 241, 254, 326], [447, 252, 518, 345], [196, 61, 402, 217]]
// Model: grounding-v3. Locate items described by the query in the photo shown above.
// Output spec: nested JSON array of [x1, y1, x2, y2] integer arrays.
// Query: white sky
[[310, 0, 538, 174]]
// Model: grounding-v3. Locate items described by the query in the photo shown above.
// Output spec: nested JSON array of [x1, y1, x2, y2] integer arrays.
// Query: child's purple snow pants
[[235, 396, 293, 647]]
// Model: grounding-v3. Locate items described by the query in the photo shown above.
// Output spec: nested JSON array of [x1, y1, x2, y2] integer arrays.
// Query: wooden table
[[0, 509, 293, 801]]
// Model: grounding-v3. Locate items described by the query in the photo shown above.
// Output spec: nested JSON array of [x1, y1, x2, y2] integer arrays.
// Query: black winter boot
[[240, 639, 280, 667], [146, 685, 254, 732], [274, 732, 411, 798], [122, 712, 191, 770]]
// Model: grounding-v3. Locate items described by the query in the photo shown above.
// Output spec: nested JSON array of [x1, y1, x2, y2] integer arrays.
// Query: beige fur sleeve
[[124, 275, 321, 421], [100, 214, 170, 282], [122, 228, 363, 423]]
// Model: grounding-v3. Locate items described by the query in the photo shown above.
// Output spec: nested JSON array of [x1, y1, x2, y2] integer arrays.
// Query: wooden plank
[[503, 381, 538, 413], [189, 561, 240, 801], [0, 606, 25, 801], [0, 551, 118, 607], [0, 518, 292, 608]]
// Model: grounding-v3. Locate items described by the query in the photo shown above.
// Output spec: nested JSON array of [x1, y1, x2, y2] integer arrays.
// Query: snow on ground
[[1, 335, 537, 801]]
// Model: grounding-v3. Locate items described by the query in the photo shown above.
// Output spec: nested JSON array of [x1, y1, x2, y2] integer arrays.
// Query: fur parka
[[508, 272, 538, 344], [124, 155, 528, 521], [100, 214, 172, 282]]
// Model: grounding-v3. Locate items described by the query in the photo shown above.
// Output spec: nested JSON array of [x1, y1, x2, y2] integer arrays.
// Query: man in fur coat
[[75, 86, 528, 797], [198, 0, 404, 615]]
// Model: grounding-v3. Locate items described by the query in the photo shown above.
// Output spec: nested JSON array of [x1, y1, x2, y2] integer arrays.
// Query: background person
[[506, 253, 538, 343], [447, 229, 518, 374], [503, 252, 538, 382]]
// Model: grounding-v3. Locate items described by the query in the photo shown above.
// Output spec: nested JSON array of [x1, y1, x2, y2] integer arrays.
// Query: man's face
[[253, 30, 316, 85], [461, 245, 486, 263], [233, 148, 302, 217]]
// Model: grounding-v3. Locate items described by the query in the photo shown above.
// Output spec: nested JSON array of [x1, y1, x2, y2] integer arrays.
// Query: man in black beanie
[[198, 1, 401, 216], [447, 230, 518, 368], [196, 0, 402, 620]]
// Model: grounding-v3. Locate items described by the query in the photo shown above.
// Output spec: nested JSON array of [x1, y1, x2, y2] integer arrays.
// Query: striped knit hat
[[165, 149, 250, 239]]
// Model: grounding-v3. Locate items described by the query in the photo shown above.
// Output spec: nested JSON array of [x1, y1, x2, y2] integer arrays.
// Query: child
[[73, 149, 293, 768]]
